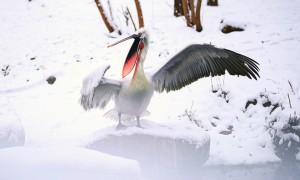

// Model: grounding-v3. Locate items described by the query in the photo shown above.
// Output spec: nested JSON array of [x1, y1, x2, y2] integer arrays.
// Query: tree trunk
[[207, 0, 218, 6], [95, 0, 115, 33], [134, 0, 144, 28], [174, 0, 184, 17], [189, 0, 196, 25], [182, 0, 192, 27], [195, 0, 203, 32]]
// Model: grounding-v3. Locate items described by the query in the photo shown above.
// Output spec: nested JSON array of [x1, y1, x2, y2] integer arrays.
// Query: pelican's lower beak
[[108, 33, 142, 78]]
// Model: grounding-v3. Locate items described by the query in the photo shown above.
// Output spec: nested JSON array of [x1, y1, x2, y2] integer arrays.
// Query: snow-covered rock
[[85, 120, 210, 171], [0, 147, 144, 180]]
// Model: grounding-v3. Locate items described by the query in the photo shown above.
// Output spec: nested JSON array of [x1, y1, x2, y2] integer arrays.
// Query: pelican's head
[[108, 28, 149, 78]]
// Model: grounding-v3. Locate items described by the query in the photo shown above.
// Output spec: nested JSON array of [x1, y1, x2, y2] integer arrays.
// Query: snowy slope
[[0, 0, 300, 177]]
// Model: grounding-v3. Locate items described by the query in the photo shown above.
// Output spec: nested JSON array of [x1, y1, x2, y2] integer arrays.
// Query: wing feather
[[152, 44, 260, 93], [79, 65, 121, 110]]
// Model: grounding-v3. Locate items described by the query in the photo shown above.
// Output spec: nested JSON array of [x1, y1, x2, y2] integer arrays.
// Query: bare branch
[[174, 0, 184, 17], [95, 0, 115, 33], [195, 0, 203, 32], [189, 0, 196, 25], [182, 0, 192, 27], [134, 0, 144, 28]]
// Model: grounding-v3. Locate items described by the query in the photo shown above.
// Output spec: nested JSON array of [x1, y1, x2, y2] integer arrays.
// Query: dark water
[[143, 162, 300, 180]]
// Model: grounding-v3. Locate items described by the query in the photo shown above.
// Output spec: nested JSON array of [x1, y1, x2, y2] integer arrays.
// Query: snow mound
[[0, 147, 144, 180], [0, 113, 25, 149]]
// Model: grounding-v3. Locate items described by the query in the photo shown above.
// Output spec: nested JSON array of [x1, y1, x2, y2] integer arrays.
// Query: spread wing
[[151, 44, 260, 93], [79, 65, 121, 110]]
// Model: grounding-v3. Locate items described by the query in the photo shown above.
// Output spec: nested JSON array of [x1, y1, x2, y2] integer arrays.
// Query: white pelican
[[80, 28, 259, 128]]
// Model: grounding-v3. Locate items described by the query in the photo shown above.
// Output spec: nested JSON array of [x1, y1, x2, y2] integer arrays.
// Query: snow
[[85, 120, 210, 148], [0, 111, 25, 148], [0, 147, 143, 180], [0, 0, 300, 178]]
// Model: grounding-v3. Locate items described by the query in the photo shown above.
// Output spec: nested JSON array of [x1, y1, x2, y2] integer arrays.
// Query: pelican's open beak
[[108, 33, 142, 78]]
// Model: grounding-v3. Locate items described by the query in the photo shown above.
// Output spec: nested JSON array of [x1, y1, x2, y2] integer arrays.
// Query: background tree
[[95, 0, 144, 35], [189, 0, 196, 25], [182, 0, 192, 27], [195, 0, 203, 32], [178, 0, 203, 32], [134, 0, 144, 28], [95, 0, 117, 34], [174, 0, 184, 17]]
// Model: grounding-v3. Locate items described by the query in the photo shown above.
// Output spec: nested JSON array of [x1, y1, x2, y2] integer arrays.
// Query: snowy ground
[[0, 146, 143, 180], [1, 0, 300, 179]]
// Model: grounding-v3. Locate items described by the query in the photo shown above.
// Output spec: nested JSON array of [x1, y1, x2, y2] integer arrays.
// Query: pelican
[[80, 28, 259, 128]]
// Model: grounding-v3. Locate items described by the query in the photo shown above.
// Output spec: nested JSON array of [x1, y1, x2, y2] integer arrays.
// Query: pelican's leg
[[136, 116, 141, 128], [116, 113, 125, 130]]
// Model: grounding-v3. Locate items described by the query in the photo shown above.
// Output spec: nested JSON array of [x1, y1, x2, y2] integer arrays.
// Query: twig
[[266, 78, 277, 84], [217, 77, 221, 89], [288, 80, 295, 94], [211, 77, 214, 92], [190, 100, 194, 112], [107, 0, 113, 22], [287, 93, 292, 108], [104, 33, 118, 38], [121, 6, 129, 26], [127, 7, 137, 31]]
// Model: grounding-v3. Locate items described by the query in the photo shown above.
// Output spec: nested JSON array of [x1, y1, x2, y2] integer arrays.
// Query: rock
[[220, 20, 245, 34], [207, 0, 218, 6], [221, 25, 244, 34], [46, 76, 56, 85], [85, 121, 210, 172], [245, 99, 258, 109]]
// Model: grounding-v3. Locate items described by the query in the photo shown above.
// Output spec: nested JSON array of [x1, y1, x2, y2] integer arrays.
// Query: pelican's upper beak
[[107, 34, 139, 48], [108, 33, 142, 78]]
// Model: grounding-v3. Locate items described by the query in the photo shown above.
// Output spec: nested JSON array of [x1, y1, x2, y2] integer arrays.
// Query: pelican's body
[[80, 28, 260, 128], [115, 72, 154, 117]]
